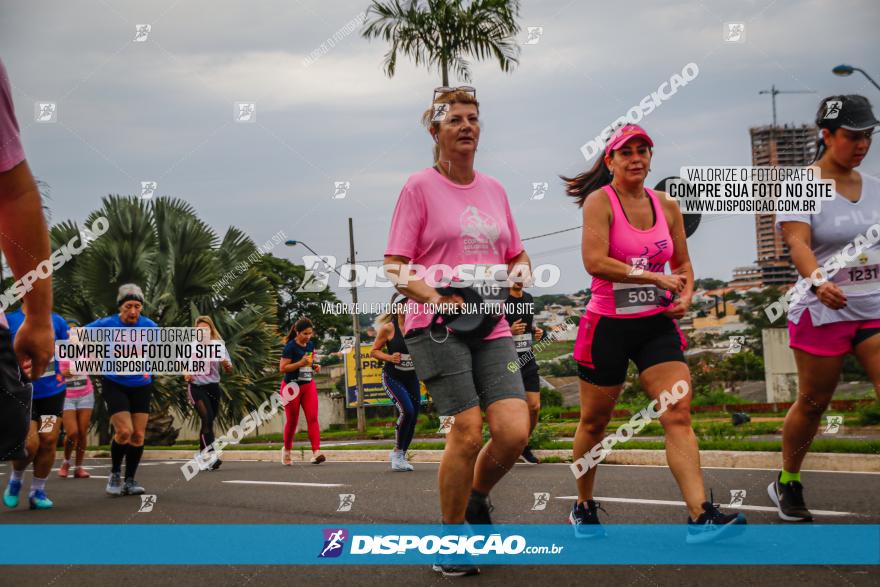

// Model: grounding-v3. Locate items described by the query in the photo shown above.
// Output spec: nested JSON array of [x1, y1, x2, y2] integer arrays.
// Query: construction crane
[[758, 85, 816, 126]]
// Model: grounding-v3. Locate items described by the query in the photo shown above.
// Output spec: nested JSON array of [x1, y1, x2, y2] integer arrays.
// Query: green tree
[[50, 195, 280, 443], [716, 350, 765, 393], [256, 254, 351, 347], [688, 355, 724, 397], [694, 278, 725, 291], [547, 356, 578, 377], [739, 286, 785, 356], [362, 0, 522, 86]]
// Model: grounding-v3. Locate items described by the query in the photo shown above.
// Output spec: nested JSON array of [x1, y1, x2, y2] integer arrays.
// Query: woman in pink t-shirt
[[59, 320, 94, 479], [383, 87, 530, 578]]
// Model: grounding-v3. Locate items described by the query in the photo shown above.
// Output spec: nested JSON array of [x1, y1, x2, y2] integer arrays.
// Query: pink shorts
[[788, 311, 880, 357]]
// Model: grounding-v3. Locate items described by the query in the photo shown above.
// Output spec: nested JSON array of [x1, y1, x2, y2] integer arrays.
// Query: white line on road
[[223, 480, 348, 488], [593, 463, 880, 476], [554, 496, 853, 517]]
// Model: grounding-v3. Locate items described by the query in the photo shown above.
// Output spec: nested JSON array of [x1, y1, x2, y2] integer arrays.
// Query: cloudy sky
[[2, 0, 878, 304]]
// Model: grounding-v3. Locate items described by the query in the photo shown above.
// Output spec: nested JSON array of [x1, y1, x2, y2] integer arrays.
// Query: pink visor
[[604, 124, 654, 156]]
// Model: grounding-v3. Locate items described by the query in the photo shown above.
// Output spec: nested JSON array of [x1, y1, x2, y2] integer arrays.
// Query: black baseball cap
[[818, 95, 879, 131]]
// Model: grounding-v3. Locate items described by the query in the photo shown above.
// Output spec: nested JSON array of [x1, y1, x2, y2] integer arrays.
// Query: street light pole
[[348, 217, 366, 433], [833, 64, 880, 93]]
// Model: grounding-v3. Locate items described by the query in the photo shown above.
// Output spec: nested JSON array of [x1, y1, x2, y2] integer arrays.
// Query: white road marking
[[554, 495, 853, 517], [223, 480, 348, 488], [589, 463, 880, 475], [51, 464, 112, 472]]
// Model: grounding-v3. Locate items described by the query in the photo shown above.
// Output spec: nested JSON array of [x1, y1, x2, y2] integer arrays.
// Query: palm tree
[[362, 0, 521, 86], [49, 195, 281, 444]]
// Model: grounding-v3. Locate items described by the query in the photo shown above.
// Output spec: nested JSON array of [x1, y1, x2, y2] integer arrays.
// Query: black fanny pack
[[429, 285, 503, 342]]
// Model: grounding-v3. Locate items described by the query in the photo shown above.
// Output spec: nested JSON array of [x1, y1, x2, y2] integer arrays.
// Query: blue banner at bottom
[[1, 525, 878, 565]]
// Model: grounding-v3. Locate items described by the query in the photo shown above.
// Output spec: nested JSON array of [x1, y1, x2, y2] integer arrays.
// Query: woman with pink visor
[[564, 124, 746, 543], [770, 95, 880, 522]]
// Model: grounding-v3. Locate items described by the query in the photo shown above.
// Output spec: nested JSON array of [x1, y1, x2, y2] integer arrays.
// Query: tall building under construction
[[749, 124, 817, 287]]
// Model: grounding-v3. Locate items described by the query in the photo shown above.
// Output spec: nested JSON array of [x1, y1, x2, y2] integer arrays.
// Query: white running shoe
[[390, 449, 412, 472], [402, 456, 414, 471]]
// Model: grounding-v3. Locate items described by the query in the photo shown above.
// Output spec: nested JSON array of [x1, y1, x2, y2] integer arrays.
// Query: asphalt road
[[1, 459, 878, 586]]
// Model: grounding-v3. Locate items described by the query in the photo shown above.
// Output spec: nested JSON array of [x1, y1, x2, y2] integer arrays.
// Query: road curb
[[84, 449, 880, 472]]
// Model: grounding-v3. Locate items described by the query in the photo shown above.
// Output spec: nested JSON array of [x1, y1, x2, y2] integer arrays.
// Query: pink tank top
[[586, 185, 674, 318]]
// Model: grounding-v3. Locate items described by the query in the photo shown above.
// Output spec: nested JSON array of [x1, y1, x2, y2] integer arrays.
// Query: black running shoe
[[767, 474, 813, 522], [569, 500, 607, 538], [686, 501, 747, 544], [432, 563, 480, 577], [519, 445, 540, 464], [465, 492, 494, 526], [210, 459, 222, 471]]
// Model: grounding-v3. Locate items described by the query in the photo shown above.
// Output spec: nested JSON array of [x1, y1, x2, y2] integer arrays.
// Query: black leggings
[[190, 383, 221, 451]]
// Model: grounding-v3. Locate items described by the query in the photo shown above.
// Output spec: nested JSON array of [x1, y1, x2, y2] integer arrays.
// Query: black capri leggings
[[189, 382, 221, 451]]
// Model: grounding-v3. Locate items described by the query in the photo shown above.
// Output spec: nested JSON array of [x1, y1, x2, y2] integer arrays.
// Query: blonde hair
[[194, 315, 223, 341], [374, 295, 406, 330], [421, 90, 481, 162]]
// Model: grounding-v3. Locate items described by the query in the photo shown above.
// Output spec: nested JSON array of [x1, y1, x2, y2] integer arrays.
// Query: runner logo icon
[[531, 182, 548, 200], [337, 494, 356, 512], [824, 100, 842, 119], [297, 255, 336, 293], [728, 489, 746, 507], [38, 415, 57, 433], [138, 495, 157, 513], [531, 492, 549, 511], [727, 336, 745, 353], [319, 528, 348, 558], [824, 415, 843, 434]]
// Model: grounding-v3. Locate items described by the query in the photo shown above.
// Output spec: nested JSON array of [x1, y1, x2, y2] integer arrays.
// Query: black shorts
[[101, 377, 153, 415], [518, 358, 540, 392], [576, 312, 686, 387], [31, 392, 66, 423], [0, 326, 32, 461]]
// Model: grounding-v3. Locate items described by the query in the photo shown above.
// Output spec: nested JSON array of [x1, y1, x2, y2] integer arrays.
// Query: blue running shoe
[[28, 489, 54, 510], [686, 501, 746, 544], [3, 479, 22, 508], [569, 500, 608, 538]]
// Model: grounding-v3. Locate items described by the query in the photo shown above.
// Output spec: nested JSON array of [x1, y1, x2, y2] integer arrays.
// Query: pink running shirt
[[385, 167, 524, 340], [0, 58, 26, 330], [58, 360, 94, 399], [586, 185, 674, 318]]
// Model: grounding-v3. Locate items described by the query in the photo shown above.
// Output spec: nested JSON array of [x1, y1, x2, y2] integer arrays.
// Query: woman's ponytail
[[561, 155, 613, 208]]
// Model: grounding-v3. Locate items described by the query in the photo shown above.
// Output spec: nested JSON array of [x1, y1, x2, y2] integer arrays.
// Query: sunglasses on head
[[433, 86, 476, 101]]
